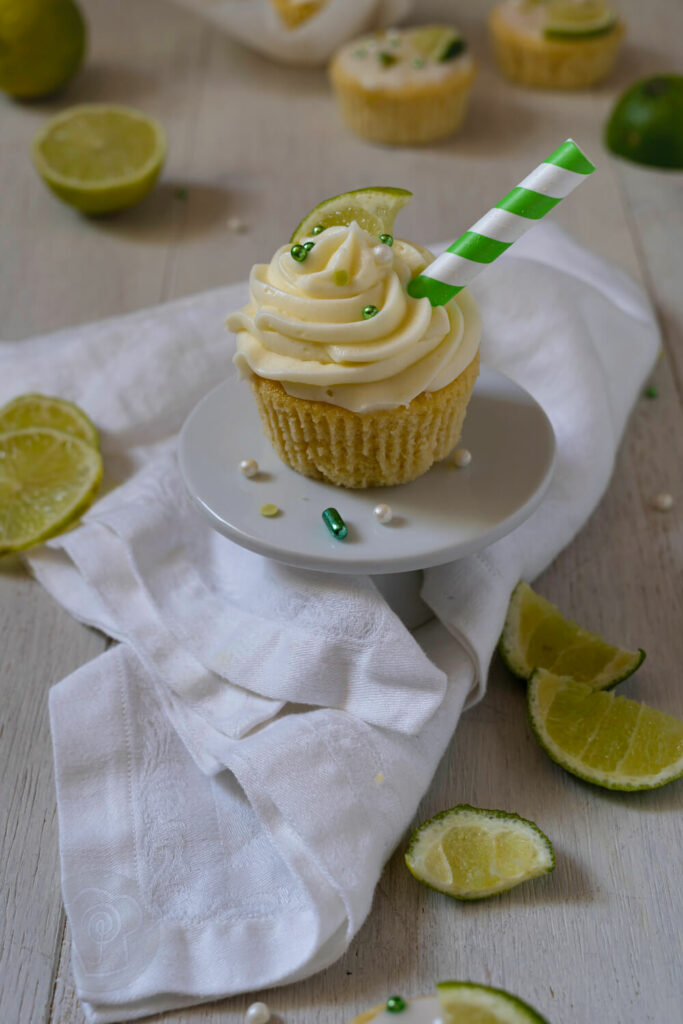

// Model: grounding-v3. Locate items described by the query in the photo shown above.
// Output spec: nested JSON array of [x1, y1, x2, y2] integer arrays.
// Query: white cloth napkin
[[1, 224, 657, 1022], [164, 0, 413, 65]]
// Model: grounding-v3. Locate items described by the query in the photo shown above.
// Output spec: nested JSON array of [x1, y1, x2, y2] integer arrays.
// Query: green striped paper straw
[[407, 139, 595, 306]]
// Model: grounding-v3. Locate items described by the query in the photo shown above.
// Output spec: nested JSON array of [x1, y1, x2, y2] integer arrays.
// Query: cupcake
[[227, 216, 480, 489], [489, 0, 624, 90], [329, 24, 476, 145]]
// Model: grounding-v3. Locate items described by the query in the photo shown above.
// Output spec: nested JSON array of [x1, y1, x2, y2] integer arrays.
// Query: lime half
[[0, 0, 86, 99], [528, 669, 683, 791], [438, 982, 550, 1024], [544, 0, 617, 39], [0, 393, 98, 446], [32, 104, 166, 215], [605, 75, 683, 169], [290, 186, 412, 243], [499, 581, 644, 688], [405, 804, 554, 900], [0, 427, 102, 554]]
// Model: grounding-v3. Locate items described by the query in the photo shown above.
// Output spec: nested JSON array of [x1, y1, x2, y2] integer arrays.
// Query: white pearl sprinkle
[[372, 244, 393, 265], [453, 447, 472, 468], [374, 503, 393, 524], [652, 492, 674, 511], [239, 458, 259, 478], [245, 1003, 270, 1024], [227, 216, 248, 233]]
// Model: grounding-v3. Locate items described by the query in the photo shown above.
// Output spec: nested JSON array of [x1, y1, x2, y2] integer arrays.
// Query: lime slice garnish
[[437, 981, 550, 1024], [405, 804, 554, 900], [0, 0, 86, 99], [544, 0, 617, 39], [605, 75, 683, 169], [0, 394, 98, 447], [290, 186, 412, 243], [528, 669, 683, 791], [32, 104, 166, 215], [411, 25, 466, 62], [499, 581, 645, 688], [0, 427, 102, 555]]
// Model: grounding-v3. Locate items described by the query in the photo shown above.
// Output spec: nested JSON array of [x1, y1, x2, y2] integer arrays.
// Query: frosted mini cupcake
[[489, 0, 624, 90], [227, 220, 480, 488], [329, 24, 476, 145]]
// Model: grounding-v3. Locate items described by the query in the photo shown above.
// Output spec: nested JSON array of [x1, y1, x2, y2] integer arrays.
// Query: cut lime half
[[405, 804, 554, 900], [290, 186, 412, 243], [33, 104, 166, 215], [0, 393, 98, 447], [528, 669, 683, 791], [544, 0, 617, 39], [438, 981, 550, 1024], [0, 427, 102, 555], [499, 581, 644, 688]]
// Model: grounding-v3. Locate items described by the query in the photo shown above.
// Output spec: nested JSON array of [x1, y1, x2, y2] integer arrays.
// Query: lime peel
[[290, 186, 412, 243], [528, 669, 683, 791], [405, 804, 554, 901], [499, 581, 645, 689]]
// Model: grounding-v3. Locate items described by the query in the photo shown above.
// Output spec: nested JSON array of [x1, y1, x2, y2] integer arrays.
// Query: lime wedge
[[499, 582, 644, 688], [605, 75, 683, 169], [437, 982, 550, 1024], [544, 0, 617, 39], [32, 104, 166, 215], [0, 394, 98, 447], [528, 670, 683, 791], [411, 25, 466, 62], [405, 804, 554, 900], [0, 427, 102, 555], [290, 186, 412, 243]]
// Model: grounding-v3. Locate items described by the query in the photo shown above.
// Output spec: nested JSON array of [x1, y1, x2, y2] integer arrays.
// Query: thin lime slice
[[32, 104, 166, 215], [405, 804, 554, 900], [528, 669, 683, 791], [0, 427, 102, 555], [290, 186, 412, 243], [0, 394, 98, 447], [437, 982, 550, 1024], [544, 0, 617, 39], [499, 581, 644, 688], [411, 25, 466, 62]]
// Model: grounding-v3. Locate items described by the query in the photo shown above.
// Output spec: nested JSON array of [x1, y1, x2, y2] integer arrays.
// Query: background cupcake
[[489, 0, 624, 89], [329, 24, 477, 145]]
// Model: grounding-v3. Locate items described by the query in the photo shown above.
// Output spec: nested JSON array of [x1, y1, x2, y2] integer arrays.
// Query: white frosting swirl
[[228, 221, 480, 413]]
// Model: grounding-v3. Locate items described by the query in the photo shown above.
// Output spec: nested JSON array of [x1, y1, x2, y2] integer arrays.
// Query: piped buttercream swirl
[[228, 221, 480, 413]]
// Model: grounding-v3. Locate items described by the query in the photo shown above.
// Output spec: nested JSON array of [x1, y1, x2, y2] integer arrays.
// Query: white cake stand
[[178, 367, 555, 627]]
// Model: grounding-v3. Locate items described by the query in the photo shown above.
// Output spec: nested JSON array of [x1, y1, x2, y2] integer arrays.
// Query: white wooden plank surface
[[1, 2, 681, 1023]]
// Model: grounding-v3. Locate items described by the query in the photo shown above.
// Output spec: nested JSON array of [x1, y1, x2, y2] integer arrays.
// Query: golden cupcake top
[[228, 221, 480, 414], [332, 24, 474, 89]]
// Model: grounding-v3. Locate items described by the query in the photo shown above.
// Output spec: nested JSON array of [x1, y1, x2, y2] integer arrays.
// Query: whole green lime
[[0, 0, 86, 99], [605, 74, 683, 169]]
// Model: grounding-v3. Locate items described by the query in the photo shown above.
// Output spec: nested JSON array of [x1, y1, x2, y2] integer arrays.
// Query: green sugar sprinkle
[[334, 269, 349, 286], [378, 51, 398, 67], [644, 385, 659, 399]]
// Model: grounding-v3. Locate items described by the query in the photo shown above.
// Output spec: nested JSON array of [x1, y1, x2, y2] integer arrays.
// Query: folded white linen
[[1, 224, 658, 1022], [164, 0, 413, 65]]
